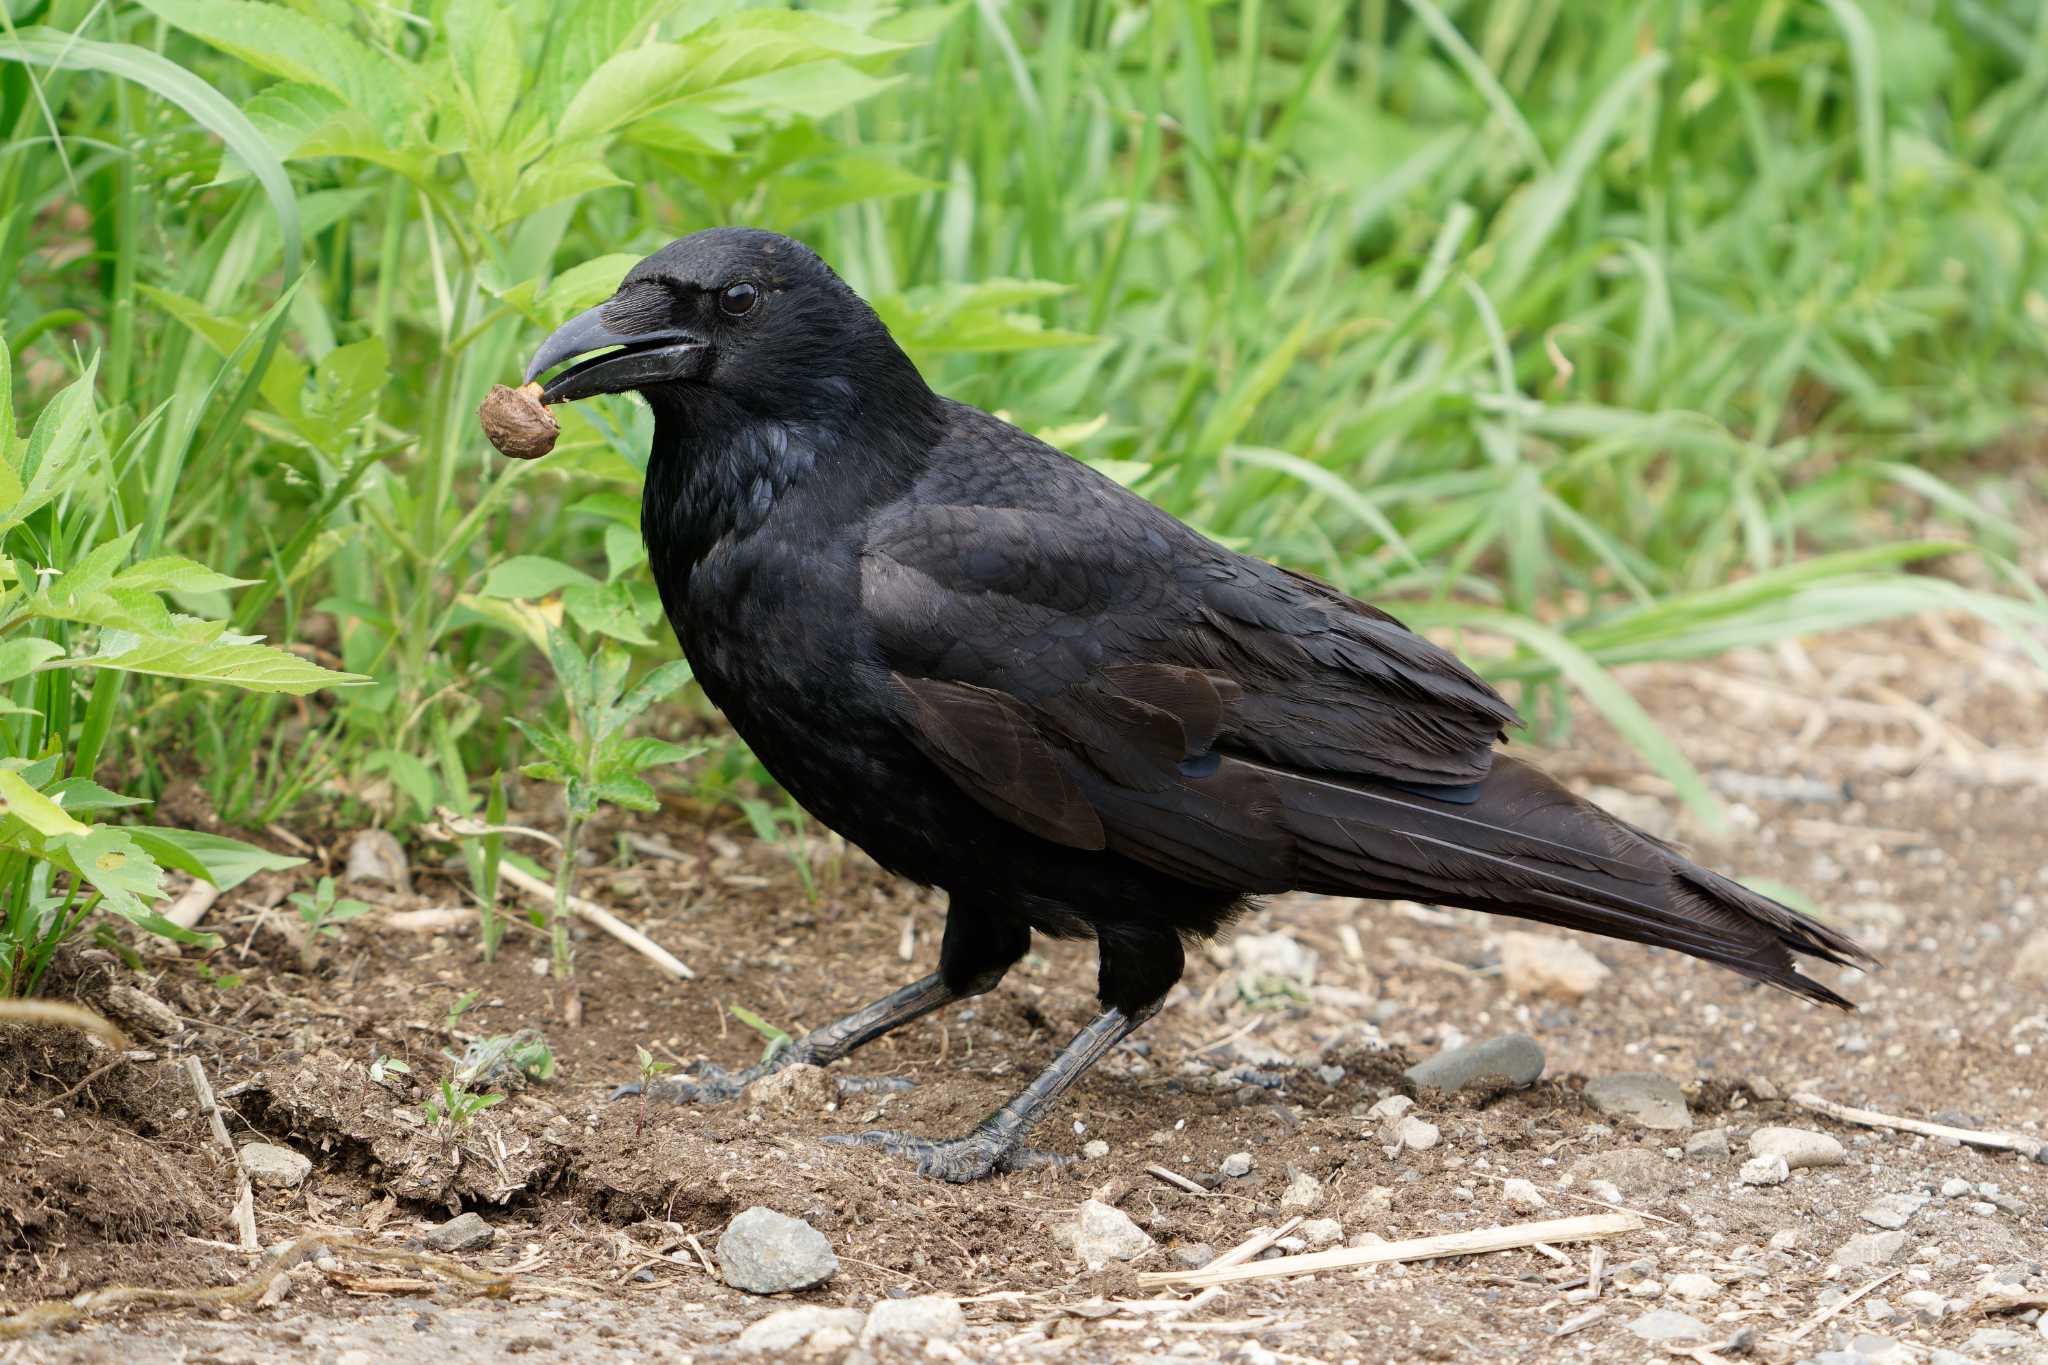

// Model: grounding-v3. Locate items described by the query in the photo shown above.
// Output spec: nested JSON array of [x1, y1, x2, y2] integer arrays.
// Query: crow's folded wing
[[860, 492, 1519, 870]]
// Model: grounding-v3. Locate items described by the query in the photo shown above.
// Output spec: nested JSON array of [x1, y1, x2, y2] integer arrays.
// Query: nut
[[478, 381, 558, 459]]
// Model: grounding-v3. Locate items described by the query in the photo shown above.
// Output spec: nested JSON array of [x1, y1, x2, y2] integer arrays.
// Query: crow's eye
[[718, 282, 758, 317]]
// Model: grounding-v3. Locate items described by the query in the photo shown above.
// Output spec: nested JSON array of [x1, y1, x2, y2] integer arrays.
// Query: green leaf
[[563, 580, 655, 646], [127, 827, 302, 890], [0, 638, 64, 684], [47, 825, 167, 913], [138, 0, 410, 138], [116, 556, 254, 594], [0, 768, 89, 837], [603, 523, 646, 582], [482, 555, 599, 599], [44, 777, 150, 814], [364, 748, 438, 816], [70, 627, 370, 695], [556, 11, 903, 144]]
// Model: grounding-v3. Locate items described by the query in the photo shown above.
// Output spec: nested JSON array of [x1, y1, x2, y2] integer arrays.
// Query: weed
[[285, 876, 371, 970]]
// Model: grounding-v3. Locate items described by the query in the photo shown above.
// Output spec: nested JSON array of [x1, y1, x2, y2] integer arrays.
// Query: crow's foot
[[823, 1127, 1070, 1183]]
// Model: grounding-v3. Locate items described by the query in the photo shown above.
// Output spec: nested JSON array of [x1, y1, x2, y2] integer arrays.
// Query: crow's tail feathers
[[1264, 754, 1874, 1008]]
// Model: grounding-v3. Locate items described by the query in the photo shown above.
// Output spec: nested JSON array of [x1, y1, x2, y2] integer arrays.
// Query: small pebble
[[1501, 1178, 1547, 1212], [1860, 1193, 1930, 1231], [1832, 1231, 1908, 1268], [1170, 1243, 1214, 1269], [862, 1297, 966, 1345], [1583, 1073, 1692, 1131], [1684, 1128, 1731, 1160], [1747, 1126, 1845, 1170], [1220, 1152, 1253, 1178], [1056, 1199, 1153, 1271], [1280, 1171, 1324, 1211], [1625, 1309, 1708, 1343], [1392, 1116, 1440, 1152], [1941, 1177, 1972, 1198], [422, 1212, 494, 1253], [1402, 1033, 1545, 1091], [1739, 1154, 1790, 1187], [1298, 1218, 1343, 1248], [1666, 1273, 1718, 1301], [239, 1143, 312, 1190], [1082, 1139, 1109, 1160], [715, 1207, 839, 1294]]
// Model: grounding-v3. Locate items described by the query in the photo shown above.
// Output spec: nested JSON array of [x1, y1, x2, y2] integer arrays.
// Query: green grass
[[1, 0, 2045, 984]]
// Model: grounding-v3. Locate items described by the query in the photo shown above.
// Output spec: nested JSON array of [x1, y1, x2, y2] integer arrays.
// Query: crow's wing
[[859, 418, 1868, 1004]]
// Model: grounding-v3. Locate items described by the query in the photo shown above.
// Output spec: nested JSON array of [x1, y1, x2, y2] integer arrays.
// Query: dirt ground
[[3, 610, 2046, 1364]]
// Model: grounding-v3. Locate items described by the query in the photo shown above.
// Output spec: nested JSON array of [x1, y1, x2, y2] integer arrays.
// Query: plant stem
[[552, 809, 583, 1024]]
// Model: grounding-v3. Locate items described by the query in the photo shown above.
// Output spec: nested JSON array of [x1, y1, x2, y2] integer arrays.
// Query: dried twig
[[181, 1056, 256, 1251], [1789, 1092, 2043, 1160], [498, 860, 695, 980], [0, 999, 127, 1048], [163, 879, 222, 932], [1141, 1214, 1642, 1290], [1146, 1165, 1210, 1196], [1200, 1216, 1304, 1273], [1779, 1268, 1902, 1345], [0, 1231, 515, 1338]]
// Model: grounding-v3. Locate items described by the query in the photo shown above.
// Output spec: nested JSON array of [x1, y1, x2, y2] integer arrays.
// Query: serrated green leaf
[[482, 555, 598, 599], [47, 825, 166, 913], [116, 556, 255, 594], [0, 638, 64, 684], [563, 580, 655, 646], [556, 11, 903, 144], [138, 0, 411, 138], [127, 827, 302, 890], [68, 630, 369, 694]]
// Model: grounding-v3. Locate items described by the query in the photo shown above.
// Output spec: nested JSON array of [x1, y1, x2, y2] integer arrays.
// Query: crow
[[523, 228, 1873, 1182]]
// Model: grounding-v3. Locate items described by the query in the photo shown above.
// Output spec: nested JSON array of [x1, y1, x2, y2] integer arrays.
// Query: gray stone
[[422, 1212, 494, 1253], [1832, 1231, 1908, 1267], [1666, 1272, 1718, 1301], [1081, 1138, 1109, 1160], [1584, 1073, 1692, 1131], [1056, 1199, 1153, 1271], [1844, 1334, 1913, 1363], [736, 1307, 866, 1354], [1684, 1127, 1731, 1160], [1940, 1177, 1971, 1198], [1403, 1033, 1545, 1091], [1860, 1192, 1930, 1230], [1365, 1095, 1413, 1127], [1298, 1218, 1343, 1248], [1963, 1327, 2031, 1354], [1498, 932, 1611, 1001], [1739, 1154, 1789, 1186], [1567, 1147, 1680, 1196], [1624, 1309, 1709, 1343], [1500, 1178, 1546, 1212], [1747, 1126, 1845, 1170], [1391, 1116, 1440, 1151], [862, 1296, 965, 1344], [1220, 1151, 1253, 1178], [745, 1063, 836, 1114], [1280, 1171, 1324, 1211], [1171, 1243, 1215, 1269], [344, 827, 410, 893], [239, 1142, 311, 1189], [715, 1207, 839, 1294]]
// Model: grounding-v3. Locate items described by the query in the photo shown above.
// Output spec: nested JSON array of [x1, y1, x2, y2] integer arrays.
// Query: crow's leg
[[826, 999, 1162, 1182], [616, 907, 1027, 1106]]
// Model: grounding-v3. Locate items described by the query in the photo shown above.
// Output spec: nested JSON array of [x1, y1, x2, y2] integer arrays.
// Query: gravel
[[1684, 1127, 1731, 1160], [1391, 1116, 1441, 1152], [239, 1142, 312, 1189], [1747, 1125, 1846, 1169], [862, 1296, 965, 1345], [1832, 1230, 1910, 1267], [1624, 1309, 1709, 1343], [1739, 1154, 1790, 1186], [1280, 1171, 1325, 1211], [1582, 1073, 1692, 1131], [1497, 932, 1611, 1001], [1298, 1218, 1343, 1248], [1056, 1199, 1153, 1271], [1860, 1192, 1931, 1230], [735, 1307, 866, 1354], [715, 1207, 840, 1294], [1220, 1151, 1253, 1178], [422, 1212, 494, 1253], [1666, 1272, 1718, 1301], [1500, 1178, 1547, 1212], [1402, 1033, 1545, 1091]]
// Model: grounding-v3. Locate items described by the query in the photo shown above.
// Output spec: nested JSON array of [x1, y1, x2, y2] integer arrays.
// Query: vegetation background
[[2, 0, 2044, 997]]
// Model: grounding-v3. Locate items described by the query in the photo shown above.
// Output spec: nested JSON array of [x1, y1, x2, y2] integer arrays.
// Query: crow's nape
[[1250, 754, 1875, 1007]]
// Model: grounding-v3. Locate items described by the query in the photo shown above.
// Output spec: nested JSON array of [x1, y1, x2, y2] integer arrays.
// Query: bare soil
[[3, 615, 2045, 1364]]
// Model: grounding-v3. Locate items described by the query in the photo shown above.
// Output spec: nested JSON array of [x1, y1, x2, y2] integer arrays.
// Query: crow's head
[[525, 228, 920, 420]]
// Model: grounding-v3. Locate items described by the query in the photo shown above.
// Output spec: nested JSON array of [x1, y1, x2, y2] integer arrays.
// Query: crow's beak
[[526, 298, 707, 404]]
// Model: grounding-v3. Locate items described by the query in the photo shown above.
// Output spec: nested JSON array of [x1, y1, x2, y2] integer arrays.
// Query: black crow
[[522, 228, 1872, 1182]]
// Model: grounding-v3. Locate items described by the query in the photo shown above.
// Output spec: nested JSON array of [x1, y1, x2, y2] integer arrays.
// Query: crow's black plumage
[[525, 228, 1874, 1181]]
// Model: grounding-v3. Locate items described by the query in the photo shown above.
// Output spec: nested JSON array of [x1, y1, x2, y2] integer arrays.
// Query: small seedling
[[287, 876, 372, 969], [422, 1076, 503, 1134], [444, 987, 483, 1031], [369, 1055, 412, 1088], [633, 1044, 674, 1138], [449, 1029, 556, 1090], [512, 629, 700, 1024], [727, 1003, 793, 1065]]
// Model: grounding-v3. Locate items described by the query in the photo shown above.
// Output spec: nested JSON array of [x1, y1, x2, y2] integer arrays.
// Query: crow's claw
[[823, 1127, 1070, 1183]]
